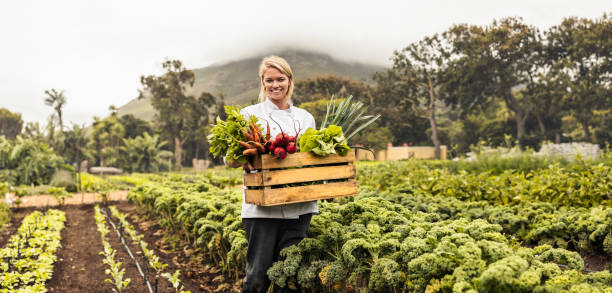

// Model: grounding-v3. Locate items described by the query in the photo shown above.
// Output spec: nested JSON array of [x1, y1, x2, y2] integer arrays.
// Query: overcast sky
[[1, 0, 610, 126]]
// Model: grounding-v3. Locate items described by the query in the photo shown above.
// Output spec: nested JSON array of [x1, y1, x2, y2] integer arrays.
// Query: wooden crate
[[244, 151, 358, 206]]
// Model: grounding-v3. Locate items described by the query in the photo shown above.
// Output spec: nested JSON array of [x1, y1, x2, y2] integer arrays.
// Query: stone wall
[[537, 143, 601, 160], [192, 159, 210, 171], [356, 145, 447, 161]]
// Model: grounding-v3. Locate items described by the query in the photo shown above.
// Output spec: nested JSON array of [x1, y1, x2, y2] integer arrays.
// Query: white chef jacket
[[239, 99, 318, 219]]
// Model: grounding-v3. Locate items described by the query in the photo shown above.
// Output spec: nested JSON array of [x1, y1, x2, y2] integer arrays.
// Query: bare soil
[[582, 253, 612, 272], [42, 202, 214, 293], [45, 204, 111, 292], [6, 191, 127, 208]]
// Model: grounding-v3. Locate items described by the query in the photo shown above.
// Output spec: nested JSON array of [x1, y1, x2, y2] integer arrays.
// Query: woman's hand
[[225, 159, 242, 168], [226, 159, 254, 171]]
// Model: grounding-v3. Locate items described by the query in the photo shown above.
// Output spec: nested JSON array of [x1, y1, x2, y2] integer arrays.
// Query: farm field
[[2, 7, 611, 293], [1, 159, 611, 292]]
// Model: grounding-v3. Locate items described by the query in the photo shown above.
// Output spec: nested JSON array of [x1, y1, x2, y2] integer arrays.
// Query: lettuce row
[[0, 210, 66, 293]]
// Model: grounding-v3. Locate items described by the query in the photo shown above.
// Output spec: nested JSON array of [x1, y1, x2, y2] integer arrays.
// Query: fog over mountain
[[0, 0, 609, 126], [116, 49, 385, 121]]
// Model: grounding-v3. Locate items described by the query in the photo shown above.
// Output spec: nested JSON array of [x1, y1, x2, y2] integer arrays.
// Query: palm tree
[[64, 124, 92, 192], [44, 88, 67, 131], [109, 105, 118, 116], [121, 133, 172, 173]]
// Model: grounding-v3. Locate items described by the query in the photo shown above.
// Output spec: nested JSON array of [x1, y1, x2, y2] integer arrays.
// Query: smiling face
[[263, 67, 290, 106]]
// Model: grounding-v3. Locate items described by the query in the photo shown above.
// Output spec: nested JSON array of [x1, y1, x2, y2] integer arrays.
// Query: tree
[[4, 136, 64, 185], [118, 114, 153, 139], [63, 124, 92, 191], [139, 59, 196, 169], [184, 92, 216, 160], [109, 104, 118, 116], [44, 88, 67, 131], [446, 17, 543, 147], [21, 122, 44, 141], [120, 132, 173, 173], [215, 93, 227, 121], [390, 34, 453, 158], [89, 115, 125, 167], [371, 65, 431, 146], [292, 75, 372, 105], [0, 108, 23, 139], [522, 67, 566, 142], [546, 14, 612, 142], [595, 111, 612, 146]]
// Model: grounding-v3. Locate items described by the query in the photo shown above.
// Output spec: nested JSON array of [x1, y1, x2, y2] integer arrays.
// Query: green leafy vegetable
[[299, 125, 350, 156], [320, 95, 380, 140], [207, 106, 258, 163]]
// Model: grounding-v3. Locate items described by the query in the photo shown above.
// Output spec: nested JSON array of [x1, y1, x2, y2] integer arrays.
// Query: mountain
[[116, 50, 386, 121]]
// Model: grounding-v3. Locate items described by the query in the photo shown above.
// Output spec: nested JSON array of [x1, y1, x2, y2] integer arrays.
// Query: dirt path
[[45, 203, 177, 292], [46, 204, 111, 292], [6, 191, 127, 208]]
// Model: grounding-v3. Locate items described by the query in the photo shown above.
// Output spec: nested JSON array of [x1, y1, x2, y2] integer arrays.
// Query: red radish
[[274, 147, 287, 159], [275, 133, 288, 146], [266, 141, 276, 153], [287, 136, 296, 143], [286, 142, 297, 154]]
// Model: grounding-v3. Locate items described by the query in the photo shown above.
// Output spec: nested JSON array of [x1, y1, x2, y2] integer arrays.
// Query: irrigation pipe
[[102, 209, 154, 293]]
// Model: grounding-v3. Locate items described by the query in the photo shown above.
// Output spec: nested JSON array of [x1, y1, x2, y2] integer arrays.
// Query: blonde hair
[[257, 56, 294, 103]]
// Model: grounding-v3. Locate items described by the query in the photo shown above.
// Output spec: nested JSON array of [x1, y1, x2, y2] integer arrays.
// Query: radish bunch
[[267, 132, 298, 159], [265, 115, 302, 160], [237, 115, 301, 160]]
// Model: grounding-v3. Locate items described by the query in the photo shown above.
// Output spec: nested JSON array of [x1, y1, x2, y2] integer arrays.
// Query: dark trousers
[[242, 213, 312, 293]]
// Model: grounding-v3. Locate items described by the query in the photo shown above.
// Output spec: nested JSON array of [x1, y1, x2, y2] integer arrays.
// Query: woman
[[228, 56, 317, 293]]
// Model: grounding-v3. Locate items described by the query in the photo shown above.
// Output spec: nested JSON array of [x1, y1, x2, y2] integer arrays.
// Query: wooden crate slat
[[245, 180, 358, 206], [243, 172, 263, 186], [245, 164, 355, 186], [244, 189, 265, 205], [252, 151, 355, 169]]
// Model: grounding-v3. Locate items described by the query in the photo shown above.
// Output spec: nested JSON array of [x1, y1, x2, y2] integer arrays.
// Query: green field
[[117, 158, 612, 292]]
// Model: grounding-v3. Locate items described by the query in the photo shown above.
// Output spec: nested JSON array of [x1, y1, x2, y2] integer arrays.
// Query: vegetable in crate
[[299, 125, 350, 156], [208, 105, 261, 163], [267, 114, 302, 159], [320, 95, 380, 141], [298, 95, 381, 157]]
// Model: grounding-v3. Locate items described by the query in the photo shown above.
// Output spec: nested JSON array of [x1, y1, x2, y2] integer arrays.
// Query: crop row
[[357, 162, 612, 207], [356, 186, 612, 256], [108, 205, 190, 293], [95, 205, 132, 293], [0, 209, 66, 293], [269, 198, 612, 292], [127, 176, 612, 292], [127, 179, 246, 279]]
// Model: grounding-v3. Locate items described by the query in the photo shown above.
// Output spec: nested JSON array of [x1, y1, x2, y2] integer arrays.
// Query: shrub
[[0, 136, 65, 185], [50, 169, 77, 192]]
